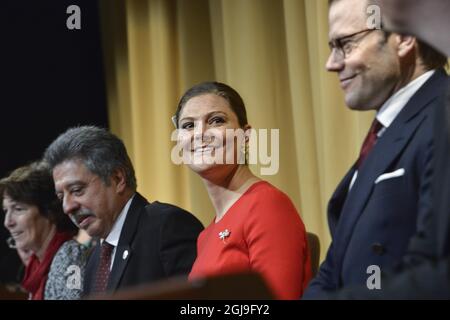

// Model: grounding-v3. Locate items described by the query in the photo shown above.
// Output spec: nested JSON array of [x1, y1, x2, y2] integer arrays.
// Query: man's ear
[[396, 34, 416, 58], [111, 168, 127, 193]]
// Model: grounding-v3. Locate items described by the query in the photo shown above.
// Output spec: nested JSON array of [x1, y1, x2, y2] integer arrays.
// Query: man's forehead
[[329, 0, 368, 37], [53, 160, 92, 185]]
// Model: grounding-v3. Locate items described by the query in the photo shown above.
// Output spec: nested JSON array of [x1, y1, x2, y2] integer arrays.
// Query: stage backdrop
[[99, 0, 377, 261]]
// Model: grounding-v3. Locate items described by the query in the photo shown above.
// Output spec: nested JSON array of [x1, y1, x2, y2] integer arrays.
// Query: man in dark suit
[[330, 0, 450, 299], [335, 75, 450, 300], [43, 126, 203, 297], [304, 0, 448, 298]]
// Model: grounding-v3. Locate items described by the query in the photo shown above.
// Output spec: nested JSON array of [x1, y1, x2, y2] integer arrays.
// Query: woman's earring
[[240, 141, 249, 165]]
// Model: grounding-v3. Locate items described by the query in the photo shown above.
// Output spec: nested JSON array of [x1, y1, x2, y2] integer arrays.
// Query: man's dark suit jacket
[[83, 193, 203, 296], [335, 74, 450, 299], [304, 69, 449, 298]]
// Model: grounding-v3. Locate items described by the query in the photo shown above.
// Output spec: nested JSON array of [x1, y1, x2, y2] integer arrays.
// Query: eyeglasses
[[328, 29, 377, 60]]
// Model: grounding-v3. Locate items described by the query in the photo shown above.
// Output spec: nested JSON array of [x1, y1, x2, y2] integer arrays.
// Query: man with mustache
[[304, 0, 448, 298], [43, 126, 203, 297]]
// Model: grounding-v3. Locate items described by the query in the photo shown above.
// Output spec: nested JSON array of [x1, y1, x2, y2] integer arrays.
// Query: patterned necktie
[[357, 118, 383, 168], [92, 241, 114, 294]]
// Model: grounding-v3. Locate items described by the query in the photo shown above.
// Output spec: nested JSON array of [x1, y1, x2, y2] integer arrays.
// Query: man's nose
[[325, 50, 345, 72], [63, 195, 79, 214]]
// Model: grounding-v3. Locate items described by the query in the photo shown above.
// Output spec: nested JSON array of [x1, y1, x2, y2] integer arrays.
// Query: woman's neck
[[202, 165, 261, 222], [34, 225, 57, 262]]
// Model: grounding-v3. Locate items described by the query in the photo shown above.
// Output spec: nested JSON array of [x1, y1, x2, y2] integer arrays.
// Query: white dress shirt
[[102, 194, 135, 270]]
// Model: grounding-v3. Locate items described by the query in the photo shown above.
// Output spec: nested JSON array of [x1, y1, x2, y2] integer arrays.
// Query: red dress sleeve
[[243, 187, 312, 299]]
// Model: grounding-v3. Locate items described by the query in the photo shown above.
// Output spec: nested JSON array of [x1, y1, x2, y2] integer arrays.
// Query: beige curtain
[[99, 0, 375, 261]]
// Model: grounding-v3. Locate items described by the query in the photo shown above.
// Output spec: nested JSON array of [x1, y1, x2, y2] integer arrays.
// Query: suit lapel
[[332, 69, 448, 278], [328, 166, 356, 237], [84, 243, 101, 295], [436, 87, 450, 254], [332, 121, 414, 263], [107, 193, 149, 291]]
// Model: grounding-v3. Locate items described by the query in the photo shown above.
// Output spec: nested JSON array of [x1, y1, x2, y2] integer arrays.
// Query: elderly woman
[[1, 161, 87, 300], [174, 82, 312, 299]]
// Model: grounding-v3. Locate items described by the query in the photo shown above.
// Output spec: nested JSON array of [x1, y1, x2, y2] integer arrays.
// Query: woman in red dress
[[174, 82, 312, 299]]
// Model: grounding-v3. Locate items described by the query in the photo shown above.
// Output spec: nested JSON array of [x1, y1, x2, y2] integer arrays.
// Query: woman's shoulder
[[45, 240, 87, 300], [52, 239, 88, 266], [58, 239, 88, 254], [245, 181, 293, 204], [241, 181, 301, 221]]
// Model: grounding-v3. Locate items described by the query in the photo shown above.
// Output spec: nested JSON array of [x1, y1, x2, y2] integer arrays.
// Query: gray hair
[[43, 126, 137, 190]]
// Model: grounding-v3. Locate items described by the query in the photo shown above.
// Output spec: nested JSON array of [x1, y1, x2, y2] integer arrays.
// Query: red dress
[[189, 181, 312, 299]]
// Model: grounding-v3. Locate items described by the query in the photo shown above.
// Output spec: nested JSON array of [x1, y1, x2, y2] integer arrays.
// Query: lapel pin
[[218, 229, 231, 243], [123, 250, 129, 260]]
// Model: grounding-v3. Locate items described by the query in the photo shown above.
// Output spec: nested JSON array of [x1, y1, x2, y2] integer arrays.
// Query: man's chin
[[345, 100, 364, 111], [85, 229, 101, 238], [84, 222, 103, 238], [345, 96, 376, 111], [347, 104, 366, 111]]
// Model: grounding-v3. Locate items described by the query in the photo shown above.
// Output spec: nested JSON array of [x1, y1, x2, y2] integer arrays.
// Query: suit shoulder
[[144, 201, 192, 216], [142, 201, 203, 227]]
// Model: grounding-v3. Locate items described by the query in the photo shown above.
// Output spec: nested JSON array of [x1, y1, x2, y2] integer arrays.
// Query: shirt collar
[[103, 194, 135, 247], [376, 70, 435, 130]]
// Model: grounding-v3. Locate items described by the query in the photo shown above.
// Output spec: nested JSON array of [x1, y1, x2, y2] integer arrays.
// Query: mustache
[[69, 209, 96, 228]]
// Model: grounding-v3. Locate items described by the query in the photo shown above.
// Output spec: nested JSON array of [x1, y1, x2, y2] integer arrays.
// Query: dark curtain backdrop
[[0, 0, 108, 284]]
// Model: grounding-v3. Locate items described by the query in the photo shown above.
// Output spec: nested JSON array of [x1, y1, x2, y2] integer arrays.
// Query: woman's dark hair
[[174, 81, 248, 128], [0, 161, 78, 235]]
